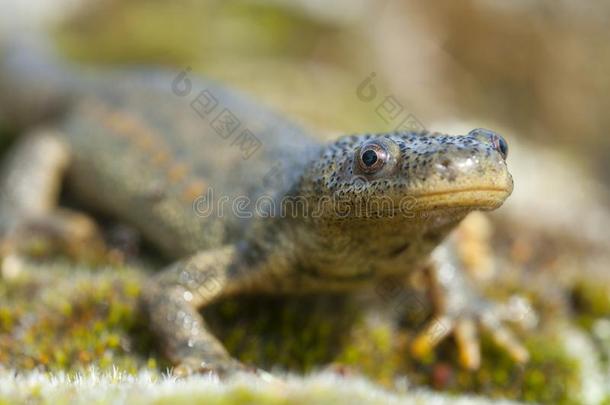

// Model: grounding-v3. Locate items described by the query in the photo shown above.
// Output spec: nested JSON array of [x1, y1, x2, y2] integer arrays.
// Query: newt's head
[[303, 128, 513, 222], [291, 128, 513, 278]]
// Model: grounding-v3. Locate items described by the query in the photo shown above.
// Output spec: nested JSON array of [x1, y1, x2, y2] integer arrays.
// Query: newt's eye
[[468, 128, 508, 160], [358, 142, 388, 173], [494, 135, 509, 160]]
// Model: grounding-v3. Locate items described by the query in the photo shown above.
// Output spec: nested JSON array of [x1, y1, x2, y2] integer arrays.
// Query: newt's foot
[[410, 296, 530, 369], [0, 210, 109, 270]]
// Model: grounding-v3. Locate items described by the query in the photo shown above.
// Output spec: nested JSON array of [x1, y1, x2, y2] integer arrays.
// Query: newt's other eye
[[468, 128, 508, 160], [494, 135, 509, 160], [358, 142, 388, 174]]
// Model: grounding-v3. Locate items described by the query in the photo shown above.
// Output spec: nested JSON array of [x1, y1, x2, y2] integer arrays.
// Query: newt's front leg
[[142, 245, 264, 376], [410, 236, 531, 369]]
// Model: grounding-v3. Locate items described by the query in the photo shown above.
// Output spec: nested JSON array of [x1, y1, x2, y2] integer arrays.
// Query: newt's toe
[[410, 307, 529, 369], [481, 313, 529, 363], [454, 317, 480, 370], [410, 315, 453, 359]]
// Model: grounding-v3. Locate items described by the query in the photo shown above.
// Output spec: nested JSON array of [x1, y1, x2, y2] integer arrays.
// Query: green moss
[[202, 291, 582, 403], [204, 294, 361, 372], [0, 261, 164, 373], [335, 318, 402, 386], [572, 279, 610, 330], [0, 257, 594, 404], [486, 335, 579, 404]]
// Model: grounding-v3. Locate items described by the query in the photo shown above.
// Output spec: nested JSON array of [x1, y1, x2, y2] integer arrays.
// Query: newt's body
[[0, 41, 527, 375]]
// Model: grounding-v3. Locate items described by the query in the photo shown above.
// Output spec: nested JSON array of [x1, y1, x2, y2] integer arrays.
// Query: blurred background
[[0, 1, 609, 403], [4, 0, 610, 159]]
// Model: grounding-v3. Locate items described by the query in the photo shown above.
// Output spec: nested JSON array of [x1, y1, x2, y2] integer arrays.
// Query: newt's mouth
[[405, 187, 512, 212]]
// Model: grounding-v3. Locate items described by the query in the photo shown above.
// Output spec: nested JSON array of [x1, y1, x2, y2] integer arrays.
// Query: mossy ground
[[0, 261, 162, 374], [0, 255, 598, 404]]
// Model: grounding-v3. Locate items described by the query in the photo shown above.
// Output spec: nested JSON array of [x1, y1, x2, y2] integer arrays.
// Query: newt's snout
[[394, 128, 513, 212]]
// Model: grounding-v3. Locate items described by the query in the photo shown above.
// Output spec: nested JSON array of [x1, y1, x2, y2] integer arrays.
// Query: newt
[[0, 40, 527, 376]]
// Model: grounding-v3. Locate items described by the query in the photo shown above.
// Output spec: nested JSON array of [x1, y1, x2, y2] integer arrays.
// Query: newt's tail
[[0, 34, 73, 132]]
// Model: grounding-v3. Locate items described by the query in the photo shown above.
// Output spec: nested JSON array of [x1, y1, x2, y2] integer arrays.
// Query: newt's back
[[0, 43, 321, 257]]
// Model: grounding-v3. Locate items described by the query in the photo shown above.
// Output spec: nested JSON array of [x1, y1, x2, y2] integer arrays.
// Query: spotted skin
[[0, 44, 526, 375]]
